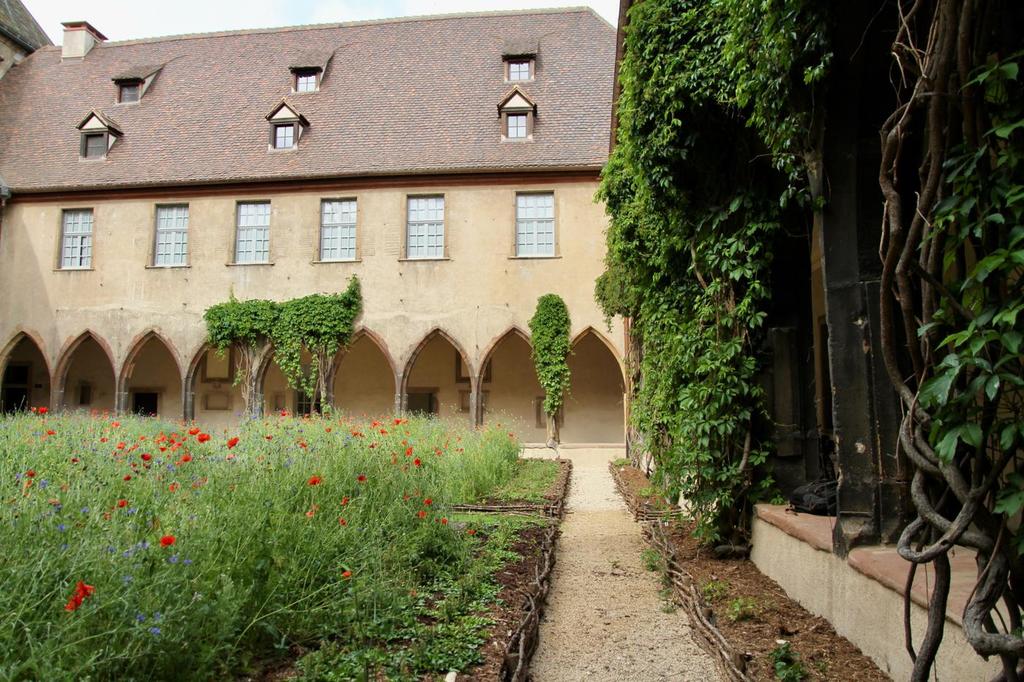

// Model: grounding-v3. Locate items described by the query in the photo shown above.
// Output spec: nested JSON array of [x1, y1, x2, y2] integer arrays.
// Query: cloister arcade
[[0, 326, 626, 444]]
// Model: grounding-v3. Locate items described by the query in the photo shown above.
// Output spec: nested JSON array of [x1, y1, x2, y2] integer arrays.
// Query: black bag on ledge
[[788, 479, 837, 516]]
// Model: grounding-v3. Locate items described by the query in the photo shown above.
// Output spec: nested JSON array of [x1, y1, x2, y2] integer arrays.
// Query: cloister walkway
[[527, 447, 718, 681]]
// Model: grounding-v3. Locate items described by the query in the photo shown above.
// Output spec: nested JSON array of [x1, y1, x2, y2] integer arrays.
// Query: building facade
[[0, 9, 626, 443]]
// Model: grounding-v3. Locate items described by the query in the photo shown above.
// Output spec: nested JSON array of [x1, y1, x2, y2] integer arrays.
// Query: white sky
[[25, 0, 619, 43]]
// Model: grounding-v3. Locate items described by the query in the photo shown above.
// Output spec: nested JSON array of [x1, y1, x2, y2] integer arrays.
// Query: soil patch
[[612, 464, 890, 681]]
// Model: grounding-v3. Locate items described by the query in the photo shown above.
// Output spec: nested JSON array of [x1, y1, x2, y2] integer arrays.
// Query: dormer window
[[289, 50, 333, 93], [111, 64, 163, 104], [507, 59, 533, 81], [274, 124, 295, 149], [294, 70, 319, 93], [497, 87, 536, 142], [118, 81, 141, 103], [265, 101, 309, 151], [76, 110, 123, 160]]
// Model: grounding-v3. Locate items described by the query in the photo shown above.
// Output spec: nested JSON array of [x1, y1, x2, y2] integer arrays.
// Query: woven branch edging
[[500, 521, 560, 682], [610, 464, 751, 682], [609, 462, 686, 522], [452, 459, 574, 519]]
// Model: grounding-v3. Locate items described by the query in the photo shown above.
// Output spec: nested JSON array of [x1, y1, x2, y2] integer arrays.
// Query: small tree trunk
[[235, 342, 268, 419], [546, 412, 560, 447]]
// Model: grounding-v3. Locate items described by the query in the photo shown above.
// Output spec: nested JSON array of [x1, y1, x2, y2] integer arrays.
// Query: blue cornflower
[[153, 612, 163, 621], [127, 507, 138, 515], [183, 558, 193, 566], [122, 550, 133, 558], [107, 546, 116, 554], [148, 626, 161, 636], [168, 554, 179, 564], [80, 507, 90, 514], [60, 543, 68, 551], [57, 523, 66, 532], [123, 575, 134, 584], [135, 613, 146, 622], [38, 479, 48, 489]]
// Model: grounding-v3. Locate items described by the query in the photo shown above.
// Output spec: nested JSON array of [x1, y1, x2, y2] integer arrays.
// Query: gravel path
[[526, 448, 719, 682]]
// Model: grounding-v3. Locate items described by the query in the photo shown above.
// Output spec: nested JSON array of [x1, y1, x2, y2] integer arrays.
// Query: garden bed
[[0, 413, 562, 681], [611, 463, 889, 681], [452, 458, 572, 518]]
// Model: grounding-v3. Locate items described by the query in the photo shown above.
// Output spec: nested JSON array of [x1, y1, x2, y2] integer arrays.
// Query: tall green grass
[[0, 413, 520, 680]]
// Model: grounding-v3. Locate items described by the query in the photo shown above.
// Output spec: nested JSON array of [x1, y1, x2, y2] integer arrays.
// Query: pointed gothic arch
[[116, 330, 184, 417], [400, 328, 475, 420], [0, 329, 52, 413], [54, 330, 117, 413]]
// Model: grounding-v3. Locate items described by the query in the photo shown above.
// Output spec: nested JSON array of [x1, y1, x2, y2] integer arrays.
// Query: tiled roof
[[0, 8, 615, 193], [0, 0, 51, 52]]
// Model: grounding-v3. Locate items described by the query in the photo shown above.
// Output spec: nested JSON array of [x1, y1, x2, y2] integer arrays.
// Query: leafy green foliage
[[272, 277, 363, 403], [488, 459, 560, 503], [528, 294, 572, 419], [726, 596, 758, 622], [597, 0, 830, 542], [769, 640, 807, 682], [915, 54, 1024, 551], [203, 296, 278, 357]]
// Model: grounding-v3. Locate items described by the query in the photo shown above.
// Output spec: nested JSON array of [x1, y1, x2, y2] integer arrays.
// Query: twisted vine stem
[[878, 1, 1023, 678]]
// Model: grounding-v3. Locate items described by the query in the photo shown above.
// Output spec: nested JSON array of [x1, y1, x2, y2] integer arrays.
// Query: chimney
[[61, 21, 107, 61]]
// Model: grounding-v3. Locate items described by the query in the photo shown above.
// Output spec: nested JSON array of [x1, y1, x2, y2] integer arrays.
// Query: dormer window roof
[[503, 39, 537, 82], [497, 87, 536, 142], [76, 111, 123, 159], [265, 101, 309, 150], [289, 50, 334, 93], [112, 64, 163, 103]]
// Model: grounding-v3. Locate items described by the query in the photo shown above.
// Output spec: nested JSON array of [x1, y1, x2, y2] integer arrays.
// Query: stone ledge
[[754, 503, 834, 552]]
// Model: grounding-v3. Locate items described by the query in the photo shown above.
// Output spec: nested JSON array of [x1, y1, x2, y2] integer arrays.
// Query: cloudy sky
[[26, 0, 619, 43]]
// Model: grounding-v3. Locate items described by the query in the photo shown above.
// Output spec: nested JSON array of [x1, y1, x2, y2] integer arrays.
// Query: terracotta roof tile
[[0, 7, 614, 193]]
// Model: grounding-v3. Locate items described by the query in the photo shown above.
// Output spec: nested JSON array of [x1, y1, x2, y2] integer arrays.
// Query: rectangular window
[[507, 114, 527, 139], [295, 72, 318, 92], [235, 202, 270, 263], [119, 82, 140, 103], [320, 199, 357, 261], [274, 124, 295, 149], [516, 193, 555, 257], [406, 196, 445, 259], [508, 60, 531, 81], [154, 205, 189, 266], [60, 209, 94, 269], [83, 133, 106, 159]]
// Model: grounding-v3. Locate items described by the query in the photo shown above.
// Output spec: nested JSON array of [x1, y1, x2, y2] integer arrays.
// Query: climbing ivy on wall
[[597, 0, 831, 543], [272, 277, 363, 410], [202, 277, 362, 417], [529, 294, 572, 444], [203, 297, 278, 418]]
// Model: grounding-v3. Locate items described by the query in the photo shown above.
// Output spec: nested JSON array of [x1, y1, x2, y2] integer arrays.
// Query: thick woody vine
[[597, 0, 830, 543], [203, 277, 362, 417], [876, 1, 1023, 679], [529, 294, 571, 445]]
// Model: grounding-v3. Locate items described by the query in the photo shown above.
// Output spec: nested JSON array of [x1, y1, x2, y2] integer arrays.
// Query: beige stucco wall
[[0, 35, 27, 81], [0, 177, 626, 439], [751, 516, 1000, 681], [482, 332, 547, 443], [563, 332, 626, 443], [333, 334, 397, 419], [62, 336, 116, 412]]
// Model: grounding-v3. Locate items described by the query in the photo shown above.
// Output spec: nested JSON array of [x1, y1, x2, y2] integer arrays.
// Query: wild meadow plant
[[0, 412, 520, 680]]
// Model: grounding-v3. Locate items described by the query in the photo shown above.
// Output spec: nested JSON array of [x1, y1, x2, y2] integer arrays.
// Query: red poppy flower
[[307, 475, 322, 486], [188, 427, 200, 436], [117, 499, 127, 508], [467, 529, 477, 536], [405, 447, 414, 457], [393, 418, 403, 425], [25, 470, 35, 478], [298, 441, 308, 449], [341, 496, 349, 505], [197, 433, 211, 443], [341, 570, 352, 580], [279, 410, 288, 417], [357, 474, 367, 483], [325, 427, 332, 433], [116, 442, 126, 450], [46, 429, 56, 436], [111, 421, 120, 428], [160, 535, 175, 547], [168, 483, 179, 492], [423, 498, 432, 506], [417, 510, 427, 519], [64, 580, 95, 612], [338, 517, 347, 526], [180, 454, 192, 463], [70, 457, 79, 464], [265, 435, 273, 441], [38, 407, 48, 415], [123, 475, 132, 481], [100, 437, 109, 443], [141, 453, 152, 462], [413, 458, 422, 467], [440, 518, 448, 525], [227, 437, 239, 449]]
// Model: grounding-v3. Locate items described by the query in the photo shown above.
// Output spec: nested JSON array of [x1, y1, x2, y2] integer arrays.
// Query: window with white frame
[[507, 113, 527, 139], [320, 199, 357, 261], [235, 202, 271, 263], [516, 193, 555, 257], [508, 60, 531, 81], [295, 71, 318, 92], [154, 205, 189, 266], [406, 196, 445, 259], [60, 209, 94, 269]]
